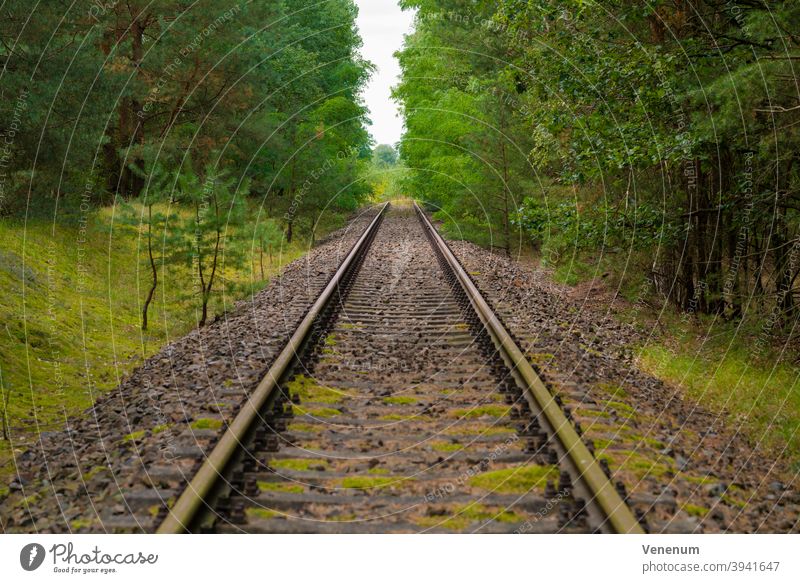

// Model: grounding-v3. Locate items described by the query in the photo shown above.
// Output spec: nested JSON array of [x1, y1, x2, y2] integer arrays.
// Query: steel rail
[[414, 203, 643, 534], [157, 202, 390, 533]]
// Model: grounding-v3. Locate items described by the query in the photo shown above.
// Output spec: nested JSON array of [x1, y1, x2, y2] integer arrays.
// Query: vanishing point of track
[[157, 203, 644, 534]]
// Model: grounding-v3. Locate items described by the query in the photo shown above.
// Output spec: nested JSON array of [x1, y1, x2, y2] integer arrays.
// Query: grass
[[638, 338, 800, 467], [468, 464, 558, 494], [0, 202, 348, 485]]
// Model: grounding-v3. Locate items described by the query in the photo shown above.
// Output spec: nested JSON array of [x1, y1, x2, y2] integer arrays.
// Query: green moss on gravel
[[445, 425, 514, 436], [327, 513, 357, 521], [451, 405, 508, 419], [431, 441, 464, 452], [122, 430, 146, 443], [271, 458, 328, 471], [414, 503, 521, 530], [382, 395, 418, 405], [340, 475, 411, 490], [604, 400, 636, 418], [257, 481, 304, 494], [682, 503, 709, 517], [294, 405, 341, 418], [379, 413, 415, 421], [469, 464, 558, 494], [288, 375, 352, 404], [594, 382, 630, 400], [84, 465, 108, 480], [190, 418, 223, 431], [680, 473, 718, 486], [70, 518, 94, 531], [246, 507, 280, 520], [286, 422, 320, 433]]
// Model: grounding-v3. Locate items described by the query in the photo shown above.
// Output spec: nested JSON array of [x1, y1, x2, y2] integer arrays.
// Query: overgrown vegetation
[[396, 0, 800, 318], [395, 0, 800, 463], [366, 144, 407, 201], [638, 318, 800, 469], [0, 0, 374, 328], [0, 0, 376, 481], [0, 204, 335, 483]]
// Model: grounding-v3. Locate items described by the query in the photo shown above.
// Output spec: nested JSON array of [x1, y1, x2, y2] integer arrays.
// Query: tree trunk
[[259, 240, 265, 280], [0, 372, 9, 441], [199, 295, 209, 328], [142, 204, 158, 330]]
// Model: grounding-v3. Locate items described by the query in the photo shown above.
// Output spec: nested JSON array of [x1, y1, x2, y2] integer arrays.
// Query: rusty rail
[[157, 203, 389, 533], [414, 202, 643, 534]]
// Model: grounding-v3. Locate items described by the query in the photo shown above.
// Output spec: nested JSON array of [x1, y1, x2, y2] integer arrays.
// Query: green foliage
[[373, 145, 399, 168], [0, 203, 339, 485], [638, 332, 800, 464], [366, 144, 408, 200], [397, 0, 800, 322], [514, 197, 679, 254], [152, 163, 250, 327], [394, 2, 537, 253], [0, 0, 372, 233]]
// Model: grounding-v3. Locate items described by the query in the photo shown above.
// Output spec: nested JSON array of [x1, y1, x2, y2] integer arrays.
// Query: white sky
[[355, 0, 415, 147]]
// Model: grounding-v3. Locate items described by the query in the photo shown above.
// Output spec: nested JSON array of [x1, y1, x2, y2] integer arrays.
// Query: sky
[[355, 0, 415, 147]]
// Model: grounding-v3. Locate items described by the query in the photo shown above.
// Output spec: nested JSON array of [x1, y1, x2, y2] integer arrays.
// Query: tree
[[117, 165, 177, 330], [252, 219, 284, 280], [397, 0, 800, 323], [373, 144, 399, 168], [167, 162, 248, 327]]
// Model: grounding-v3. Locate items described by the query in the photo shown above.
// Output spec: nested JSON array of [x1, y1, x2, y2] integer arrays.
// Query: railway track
[[157, 202, 644, 534]]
